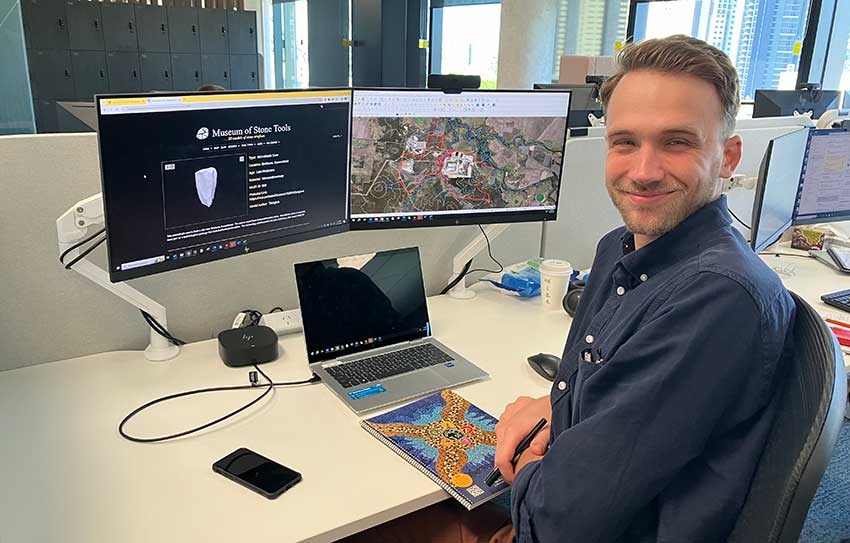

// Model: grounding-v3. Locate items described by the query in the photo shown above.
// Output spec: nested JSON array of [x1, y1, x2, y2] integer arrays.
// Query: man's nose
[[630, 145, 665, 184]]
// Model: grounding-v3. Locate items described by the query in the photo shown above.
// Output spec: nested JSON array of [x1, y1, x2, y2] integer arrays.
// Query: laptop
[[294, 246, 489, 414]]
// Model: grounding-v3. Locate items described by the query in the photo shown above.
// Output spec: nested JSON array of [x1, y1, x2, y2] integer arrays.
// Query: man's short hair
[[599, 35, 740, 139]]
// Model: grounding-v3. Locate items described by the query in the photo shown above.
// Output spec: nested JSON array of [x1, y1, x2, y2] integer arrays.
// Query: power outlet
[[259, 309, 302, 336]]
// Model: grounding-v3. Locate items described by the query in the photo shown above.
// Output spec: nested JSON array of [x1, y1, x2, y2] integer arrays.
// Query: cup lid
[[540, 259, 573, 274]]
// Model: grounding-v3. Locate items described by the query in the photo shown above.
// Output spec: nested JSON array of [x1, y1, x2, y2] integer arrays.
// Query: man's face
[[604, 70, 741, 241]]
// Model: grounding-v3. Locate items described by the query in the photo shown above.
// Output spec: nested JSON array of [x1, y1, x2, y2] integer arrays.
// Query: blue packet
[[480, 259, 542, 297]]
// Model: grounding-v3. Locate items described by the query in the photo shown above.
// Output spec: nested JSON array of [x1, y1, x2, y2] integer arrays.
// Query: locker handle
[[161, 23, 167, 33], [194, 70, 199, 79], [57, 17, 65, 29], [192, 24, 197, 34], [221, 26, 226, 35], [249, 27, 254, 36], [251, 71, 256, 79], [128, 21, 134, 31], [132, 69, 138, 79], [64, 68, 71, 78], [223, 71, 228, 79], [94, 20, 100, 31], [164, 70, 169, 79], [99, 69, 105, 78]]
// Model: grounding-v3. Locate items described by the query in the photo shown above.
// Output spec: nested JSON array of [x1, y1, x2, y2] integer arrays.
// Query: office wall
[[0, 133, 542, 371]]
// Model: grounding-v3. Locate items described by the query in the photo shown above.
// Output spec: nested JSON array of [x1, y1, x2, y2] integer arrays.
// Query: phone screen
[[213, 448, 301, 497]]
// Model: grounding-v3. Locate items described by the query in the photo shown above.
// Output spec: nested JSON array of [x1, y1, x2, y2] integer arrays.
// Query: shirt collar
[[617, 195, 733, 286]]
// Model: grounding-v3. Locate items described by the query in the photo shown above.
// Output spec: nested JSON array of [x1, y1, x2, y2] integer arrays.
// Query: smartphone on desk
[[212, 448, 302, 499], [827, 246, 850, 273]]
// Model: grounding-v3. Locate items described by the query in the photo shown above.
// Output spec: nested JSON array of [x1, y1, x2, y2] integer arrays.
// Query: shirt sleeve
[[510, 272, 776, 543]]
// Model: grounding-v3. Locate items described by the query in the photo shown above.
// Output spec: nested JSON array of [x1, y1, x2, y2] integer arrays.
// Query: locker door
[[171, 54, 202, 91], [135, 5, 170, 53], [28, 50, 74, 100], [101, 3, 138, 52], [201, 54, 230, 89], [71, 51, 109, 101], [167, 7, 200, 54], [199, 9, 228, 54], [229, 54, 259, 90], [106, 52, 142, 93], [227, 10, 257, 54], [22, 0, 69, 50], [67, 1, 104, 51], [140, 53, 173, 92]]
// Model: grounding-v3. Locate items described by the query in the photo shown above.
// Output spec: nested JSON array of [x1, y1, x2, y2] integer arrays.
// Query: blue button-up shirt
[[511, 196, 795, 542]]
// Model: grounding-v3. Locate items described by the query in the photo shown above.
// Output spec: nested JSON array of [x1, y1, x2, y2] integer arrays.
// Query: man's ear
[[720, 134, 742, 179]]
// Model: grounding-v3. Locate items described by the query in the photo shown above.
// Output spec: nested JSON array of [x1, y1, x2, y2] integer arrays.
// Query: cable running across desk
[[118, 364, 321, 443]]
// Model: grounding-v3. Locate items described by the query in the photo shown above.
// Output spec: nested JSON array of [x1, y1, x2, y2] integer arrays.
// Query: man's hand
[[494, 395, 552, 484]]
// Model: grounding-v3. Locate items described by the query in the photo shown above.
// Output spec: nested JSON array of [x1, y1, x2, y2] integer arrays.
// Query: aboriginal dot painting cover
[[360, 389, 510, 510]]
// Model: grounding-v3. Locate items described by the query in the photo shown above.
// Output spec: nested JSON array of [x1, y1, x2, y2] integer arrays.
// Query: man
[[495, 34, 794, 542], [342, 35, 794, 543]]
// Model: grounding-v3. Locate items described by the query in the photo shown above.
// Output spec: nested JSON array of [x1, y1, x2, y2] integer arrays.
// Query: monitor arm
[[448, 224, 509, 300], [56, 193, 180, 362]]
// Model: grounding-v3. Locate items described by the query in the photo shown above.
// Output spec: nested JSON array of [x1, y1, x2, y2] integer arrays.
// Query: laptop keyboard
[[325, 343, 454, 389], [822, 288, 850, 313]]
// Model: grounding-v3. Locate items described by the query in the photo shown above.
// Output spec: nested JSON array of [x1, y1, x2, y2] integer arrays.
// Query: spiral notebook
[[360, 389, 510, 510]]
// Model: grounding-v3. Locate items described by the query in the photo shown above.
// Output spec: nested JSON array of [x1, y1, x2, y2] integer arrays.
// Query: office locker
[[199, 9, 229, 54], [140, 53, 173, 92], [33, 100, 59, 133], [28, 50, 74, 100], [171, 54, 203, 91], [227, 10, 257, 54], [22, 0, 70, 50], [106, 52, 142, 93], [135, 5, 170, 53], [229, 54, 259, 90], [167, 7, 200, 54], [67, 1, 104, 51], [71, 51, 109, 101], [101, 3, 138, 52], [201, 54, 230, 89]]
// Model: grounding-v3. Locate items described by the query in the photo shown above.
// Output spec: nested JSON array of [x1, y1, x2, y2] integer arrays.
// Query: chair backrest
[[728, 292, 847, 543]]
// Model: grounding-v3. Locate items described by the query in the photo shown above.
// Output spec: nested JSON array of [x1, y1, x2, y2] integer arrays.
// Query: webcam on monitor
[[427, 74, 481, 94]]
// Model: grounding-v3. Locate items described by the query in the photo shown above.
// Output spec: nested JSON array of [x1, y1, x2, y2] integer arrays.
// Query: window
[[551, 0, 630, 81], [430, 3, 502, 88], [629, 0, 813, 101], [272, 0, 310, 88], [842, 27, 850, 91]]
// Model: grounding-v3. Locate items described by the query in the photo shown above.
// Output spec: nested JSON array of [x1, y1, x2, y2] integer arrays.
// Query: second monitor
[[349, 89, 571, 229]]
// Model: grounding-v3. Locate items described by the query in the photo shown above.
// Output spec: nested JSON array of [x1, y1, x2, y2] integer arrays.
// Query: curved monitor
[[750, 127, 810, 252], [349, 88, 571, 229], [97, 89, 352, 282], [792, 129, 850, 226]]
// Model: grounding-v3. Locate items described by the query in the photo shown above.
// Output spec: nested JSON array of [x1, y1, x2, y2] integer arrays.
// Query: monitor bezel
[[95, 87, 354, 282], [752, 89, 841, 119], [791, 127, 850, 226], [348, 86, 572, 230]]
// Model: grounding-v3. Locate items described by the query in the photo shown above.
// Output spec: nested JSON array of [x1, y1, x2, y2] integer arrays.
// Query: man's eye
[[668, 139, 690, 147], [612, 139, 635, 147]]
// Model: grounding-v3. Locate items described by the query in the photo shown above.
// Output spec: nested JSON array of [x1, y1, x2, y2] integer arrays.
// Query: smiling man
[[494, 35, 796, 542], [341, 36, 796, 543]]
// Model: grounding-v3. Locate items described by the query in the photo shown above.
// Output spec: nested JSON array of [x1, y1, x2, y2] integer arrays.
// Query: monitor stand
[[448, 224, 509, 300], [56, 193, 180, 362]]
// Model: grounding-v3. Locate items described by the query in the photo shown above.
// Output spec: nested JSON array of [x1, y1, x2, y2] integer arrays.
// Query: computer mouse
[[527, 353, 561, 381]]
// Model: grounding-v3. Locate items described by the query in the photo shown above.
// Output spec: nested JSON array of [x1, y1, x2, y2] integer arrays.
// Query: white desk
[[1, 261, 847, 543], [0, 289, 563, 543]]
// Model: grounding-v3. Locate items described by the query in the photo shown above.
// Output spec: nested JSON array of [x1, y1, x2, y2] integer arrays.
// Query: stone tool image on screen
[[349, 89, 571, 229]]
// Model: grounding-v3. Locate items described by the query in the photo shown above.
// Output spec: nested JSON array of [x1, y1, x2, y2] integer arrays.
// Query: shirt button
[[585, 334, 594, 344], [558, 381, 567, 391], [640, 273, 648, 282], [616, 286, 626, 296]]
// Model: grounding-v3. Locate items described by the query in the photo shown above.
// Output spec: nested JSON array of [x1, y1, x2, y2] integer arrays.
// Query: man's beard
[[608, 180, 717, 238]]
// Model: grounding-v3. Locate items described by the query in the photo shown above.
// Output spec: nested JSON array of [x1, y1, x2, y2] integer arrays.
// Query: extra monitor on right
[[792, 128, 850, 225], [752, 89, 841, 119], [349, 89, 571, 228]]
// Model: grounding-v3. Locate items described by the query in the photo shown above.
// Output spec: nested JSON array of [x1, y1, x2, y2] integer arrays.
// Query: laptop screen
[[295, 247, 431, 364]]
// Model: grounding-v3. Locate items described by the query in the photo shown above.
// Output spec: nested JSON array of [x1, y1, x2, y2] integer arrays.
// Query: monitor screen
[[752, 89, 841, 119], [533, 83, 602, 128], [96, 89, 352, 282], [750, 127, 810, 252], [792, 129, 850, 225], [294, 247, 430, 365], [349, 89, 570, 229]]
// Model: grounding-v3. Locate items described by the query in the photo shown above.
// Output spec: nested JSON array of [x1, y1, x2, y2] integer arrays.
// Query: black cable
[[728, 208, 751, 231], [141, 310, 187, 346], [269, 307, 284, 313], [440, 225, 504, 295], [63, 234, 106, 270], [59, 227, 106, 265], [118, 366, 321, 443]]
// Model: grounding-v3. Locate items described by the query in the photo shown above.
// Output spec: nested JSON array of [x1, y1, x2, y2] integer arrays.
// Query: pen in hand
[[485, 417, 548, 487]]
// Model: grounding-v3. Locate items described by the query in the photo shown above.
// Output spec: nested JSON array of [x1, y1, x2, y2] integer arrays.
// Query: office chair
[[728, 292, 847, 543]]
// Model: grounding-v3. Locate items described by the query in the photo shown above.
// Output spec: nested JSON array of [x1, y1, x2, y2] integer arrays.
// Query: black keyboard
[[822, 289, 850, 313], [325, 343, 453, 389]]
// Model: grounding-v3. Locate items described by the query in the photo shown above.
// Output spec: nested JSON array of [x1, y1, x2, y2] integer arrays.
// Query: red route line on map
[[395, 133, 493, 203]]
